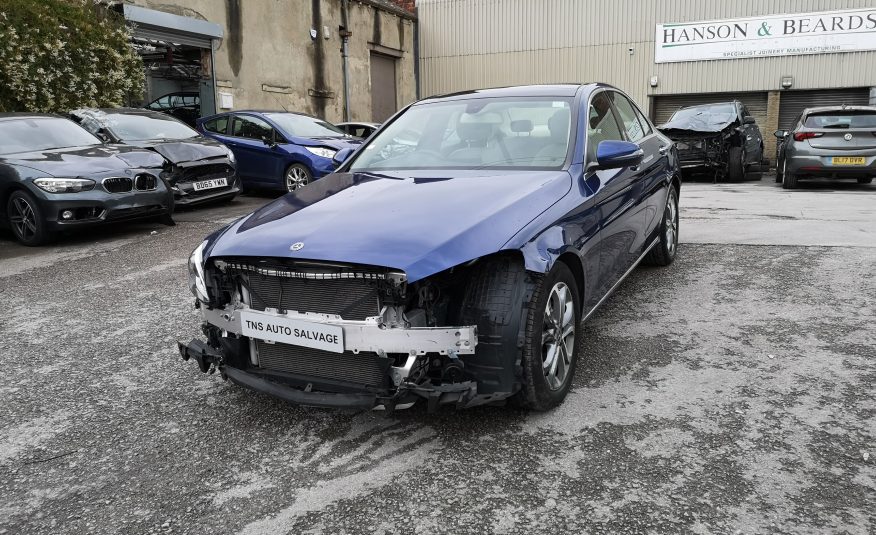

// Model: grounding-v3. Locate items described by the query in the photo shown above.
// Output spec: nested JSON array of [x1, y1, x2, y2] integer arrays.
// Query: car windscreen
[[103, 113, 199, 141], [347, 97, 574, 171], [669, 103, 736, 123], [804, 111, 876, 129], [265, 113, 346, 138], [0, 117, 102, 155]]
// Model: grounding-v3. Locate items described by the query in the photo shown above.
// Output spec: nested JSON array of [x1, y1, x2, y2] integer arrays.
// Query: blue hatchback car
[[181, 84, 681, 412], [196, 111, 361, 192]]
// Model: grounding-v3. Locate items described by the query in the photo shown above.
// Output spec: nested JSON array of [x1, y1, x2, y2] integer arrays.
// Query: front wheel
[[7, 189, 52, 246], [284, 163, 312, 192], [727, 146, 745, 182], [644, 185, 679, 267], [517, 262, 581, 411]]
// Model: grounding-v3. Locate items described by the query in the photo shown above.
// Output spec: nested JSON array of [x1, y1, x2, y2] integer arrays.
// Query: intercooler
[[254, 340, 387, 387]]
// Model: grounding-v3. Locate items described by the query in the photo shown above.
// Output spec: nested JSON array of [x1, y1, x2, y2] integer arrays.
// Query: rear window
[[804, 111, 876, 129]]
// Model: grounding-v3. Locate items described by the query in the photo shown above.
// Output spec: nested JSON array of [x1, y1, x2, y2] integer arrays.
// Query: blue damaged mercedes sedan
[[179, 84, 681, 411]]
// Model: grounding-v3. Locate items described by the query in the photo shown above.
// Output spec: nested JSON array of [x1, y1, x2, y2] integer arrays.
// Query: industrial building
[[417, 0, 876, 162], [119, 0, 417, 123]]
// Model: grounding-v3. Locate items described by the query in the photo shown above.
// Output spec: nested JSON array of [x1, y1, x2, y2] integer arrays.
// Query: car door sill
[[582, 236, 660, 323]]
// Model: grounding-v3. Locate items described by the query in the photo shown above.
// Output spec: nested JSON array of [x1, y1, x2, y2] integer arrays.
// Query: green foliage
[[0, 0, 144, 112]]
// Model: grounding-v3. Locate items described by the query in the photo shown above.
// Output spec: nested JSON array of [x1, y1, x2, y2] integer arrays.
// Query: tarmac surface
[[1, 176, 874, 534]]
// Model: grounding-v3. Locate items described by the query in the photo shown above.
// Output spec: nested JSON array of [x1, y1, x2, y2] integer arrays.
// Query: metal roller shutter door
[[777, 88, 871, 130], [652, 92, 769, 127]]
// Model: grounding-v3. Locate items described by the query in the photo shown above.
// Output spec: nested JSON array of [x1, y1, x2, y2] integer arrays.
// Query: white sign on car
[[655, 8, 876, 63]]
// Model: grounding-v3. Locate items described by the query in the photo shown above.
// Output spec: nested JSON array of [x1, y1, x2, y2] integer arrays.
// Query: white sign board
[[655, 8, 876, 63]]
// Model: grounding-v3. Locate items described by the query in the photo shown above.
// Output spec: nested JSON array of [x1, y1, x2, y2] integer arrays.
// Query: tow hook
[[178, 339, 221, 374]]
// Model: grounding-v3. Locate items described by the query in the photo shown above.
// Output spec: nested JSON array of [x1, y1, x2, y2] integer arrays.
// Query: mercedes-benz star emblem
[[844, 133, 853, 141], [290, 242, 305, 251]]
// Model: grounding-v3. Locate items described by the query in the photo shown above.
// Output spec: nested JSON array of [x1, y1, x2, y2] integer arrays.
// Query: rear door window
[[804, 112, 876, 129]]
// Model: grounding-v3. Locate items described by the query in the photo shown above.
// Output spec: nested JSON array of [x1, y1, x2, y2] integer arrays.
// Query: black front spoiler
[[223, 367, 378, 409]]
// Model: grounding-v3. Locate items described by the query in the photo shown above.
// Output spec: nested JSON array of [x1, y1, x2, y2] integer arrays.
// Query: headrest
[[510, 120, 533, 133], [457, 122, 493, 143]]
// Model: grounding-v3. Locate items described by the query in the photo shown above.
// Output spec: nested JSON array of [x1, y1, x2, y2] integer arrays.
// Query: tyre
[[727, 146, 745, 182], [857, 177, 873, 184], [284, 163, 312, 192], [775, 158, 783, 183], [516, 261, 581, 411], [781, 158, 797, 189], [644, 185, 679, 267], [7, 189, 52, 246]]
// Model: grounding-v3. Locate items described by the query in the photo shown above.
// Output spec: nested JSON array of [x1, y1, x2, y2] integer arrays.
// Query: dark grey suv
[[774, 106, 876, 189]]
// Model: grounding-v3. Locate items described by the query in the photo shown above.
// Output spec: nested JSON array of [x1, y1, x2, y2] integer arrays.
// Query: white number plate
[[240, 309, 344, 353], [192, 177, 228, 191]]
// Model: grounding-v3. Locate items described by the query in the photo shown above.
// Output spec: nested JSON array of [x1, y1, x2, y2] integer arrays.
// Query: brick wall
[[391, 0, 415, 13]]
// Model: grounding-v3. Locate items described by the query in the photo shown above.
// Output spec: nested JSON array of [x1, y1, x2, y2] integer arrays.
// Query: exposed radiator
[[242, 272, 380, 320]]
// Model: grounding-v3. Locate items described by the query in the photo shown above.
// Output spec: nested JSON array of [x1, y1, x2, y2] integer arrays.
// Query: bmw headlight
[[33, 178, 95, 193], [304, 146, 337, 159], [224, 146, 236, 164], [188, 240, 209, 303]]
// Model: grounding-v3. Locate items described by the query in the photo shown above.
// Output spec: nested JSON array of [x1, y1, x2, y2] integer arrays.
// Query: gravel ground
[[1, 178, 874, 534]]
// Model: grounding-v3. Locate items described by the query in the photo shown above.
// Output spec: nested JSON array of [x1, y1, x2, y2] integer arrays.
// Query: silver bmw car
[[774, 105, 876, 189]]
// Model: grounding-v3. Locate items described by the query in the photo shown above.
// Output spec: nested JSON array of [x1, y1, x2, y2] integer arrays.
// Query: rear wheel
[[7, 189, 52, 246], [857, 177, 873, 184], [727, 146, 745, 182], [775, 157, 783, 183], [285, 164, 312, 192], [781, 159, 798, 189]]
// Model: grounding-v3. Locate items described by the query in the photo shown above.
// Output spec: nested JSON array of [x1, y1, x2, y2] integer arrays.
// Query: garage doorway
[[370, 52, 398, 122], [778, 88, 871, 130]]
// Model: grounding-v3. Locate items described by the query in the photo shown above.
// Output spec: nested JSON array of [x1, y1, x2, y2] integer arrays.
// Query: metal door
[[370, 53, 398, 122]]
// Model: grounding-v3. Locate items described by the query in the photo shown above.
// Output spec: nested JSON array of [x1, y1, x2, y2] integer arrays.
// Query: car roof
[[422, 84, 588, 103], [677, 101, 739, 110], [803, 105, 876, 115], [197, 109, 326, 124], [337, 122, 380, 127]]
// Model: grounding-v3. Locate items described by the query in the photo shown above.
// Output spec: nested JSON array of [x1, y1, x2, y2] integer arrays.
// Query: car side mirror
[[332, 147, 355, 167], [773, 130, 788, 138], [591, 140, 643, 171], [96, 127, 110, 142], [743, 116, 756, 125], [262, 136, 277, 148]]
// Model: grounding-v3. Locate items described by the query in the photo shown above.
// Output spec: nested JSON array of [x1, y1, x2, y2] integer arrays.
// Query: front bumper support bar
[[201, 304, 478, 356]]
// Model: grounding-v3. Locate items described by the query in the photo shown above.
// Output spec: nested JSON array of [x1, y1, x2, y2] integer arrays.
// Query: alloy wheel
[[285, 166, 310, 192], [9, 196, 37, 242], [541, 281, 575, 391], [665, 188, 679, 255]]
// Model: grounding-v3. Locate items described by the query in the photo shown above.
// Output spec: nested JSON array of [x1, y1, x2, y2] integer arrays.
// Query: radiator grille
[[243, 273, 380, 320], [135, 173, 157, 190], [178, 163, 234, 183], [103, 176, 132, 193], [255, 340, 386, 387]]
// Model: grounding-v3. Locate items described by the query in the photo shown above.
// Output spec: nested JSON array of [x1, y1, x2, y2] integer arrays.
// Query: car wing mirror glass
[[591, 140, 643, 171], [332, 147, 355, 167], [773, 130, 787, 138]]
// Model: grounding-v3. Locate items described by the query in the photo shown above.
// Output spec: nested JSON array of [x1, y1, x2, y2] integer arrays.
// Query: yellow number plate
[[831, 157, 866, 165]]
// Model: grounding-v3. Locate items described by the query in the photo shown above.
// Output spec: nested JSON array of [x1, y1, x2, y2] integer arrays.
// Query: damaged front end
[[658, 108, 743, 179], [179, 250, 519, 411]]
